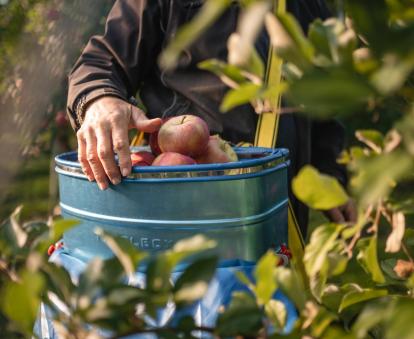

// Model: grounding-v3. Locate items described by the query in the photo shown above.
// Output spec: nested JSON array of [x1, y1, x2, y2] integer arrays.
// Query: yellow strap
[[253, 0, 306, 271], [131, 131, 145, 147], [254, 0, 284, 147]]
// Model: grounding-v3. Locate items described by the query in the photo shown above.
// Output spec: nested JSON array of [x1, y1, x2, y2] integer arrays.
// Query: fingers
[[76, 97, 158, 190], [96, 123, 121, 185], [77, 130, 93, 181], [343, 199, 357, 223], [324, 199, 357, 224], [112, 119, 132, 177], [324, 208, 345, 224], [130, 106, 162, 133], [84, 128, 109, 190]]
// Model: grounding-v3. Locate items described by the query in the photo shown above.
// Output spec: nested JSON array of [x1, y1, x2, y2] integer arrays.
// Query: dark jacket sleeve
[[67, 0, 163, 130]]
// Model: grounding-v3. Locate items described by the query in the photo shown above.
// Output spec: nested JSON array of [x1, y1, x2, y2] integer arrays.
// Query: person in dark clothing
[[67, 0, 356, 236]]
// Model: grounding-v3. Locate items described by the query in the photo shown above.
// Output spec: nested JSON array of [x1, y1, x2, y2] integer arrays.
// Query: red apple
[[152, 152, 196, 166], [131, 151, 155, 166], [158, 115, 209, 157], [149, 117, 171, 156], [195, 135, 238, 164], [149, 131, 162, 156]]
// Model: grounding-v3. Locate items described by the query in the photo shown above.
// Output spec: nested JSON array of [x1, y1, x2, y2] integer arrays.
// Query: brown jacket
[[67, 0, 347, 235]]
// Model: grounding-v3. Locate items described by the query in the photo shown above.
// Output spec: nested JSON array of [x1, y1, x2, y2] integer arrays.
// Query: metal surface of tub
[[55, 147, 289, 261]]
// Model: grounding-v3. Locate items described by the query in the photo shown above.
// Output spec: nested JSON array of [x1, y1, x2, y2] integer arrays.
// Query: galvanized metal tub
[[55, 147, 289, 262]]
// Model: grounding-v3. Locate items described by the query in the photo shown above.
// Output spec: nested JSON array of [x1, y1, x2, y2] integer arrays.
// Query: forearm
[[66, 0, 163, 130]]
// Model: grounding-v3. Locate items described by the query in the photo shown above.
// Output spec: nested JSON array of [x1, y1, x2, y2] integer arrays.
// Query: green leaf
[[384, 298, 414, 339], [1, 270, 45, 334], [42, 262, 75, 304], [292, 165, 349, 210], [0, 206, 28, 256], [309, 259, 330, 301], [304, 224, 343, 277], [371, 57, 414, 95], [327, 252, 348, 276], [357, 236, 386, 284], [287, 68, 374, 117], [352, 298, 392, 339], [265, 12, 314, 69], [95, 229, 147, 276], [308, 18, 356, 66], [254, 250, 278, 305], [173, 256, 218, 304], [353, 298, 414, 339], [351, 151, 413, 207], [407, 273, 414, 289], [50, 219, 79, 243], [166, 235, 217, 268], [346, 0, 390, 54], [107, 286, 146, 307], [381, 258, 402, 280], [228, 1, 268, 75], [146, 255, 173, 294], [248, 47, 265, 78], [275, 267, 306, 309], [198, 59, 246, 83], [265, 299, 286, 331], [216, 291, 263, 337], [235, 270, 254, 290], [304, 224, 344, 300], [322, 326, 358, 339], [304, 302, 337, 338], [396, 108, 414, 156], [355, 130, 384, 153], [77, 257, 106, 296], [220, 83, 261, 112], [308, 19, 335, 60], [339, 288, 388, 312]]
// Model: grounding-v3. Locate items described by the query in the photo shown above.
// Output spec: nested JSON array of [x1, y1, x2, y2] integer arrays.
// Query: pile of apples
[[130, 115, 238, 167]]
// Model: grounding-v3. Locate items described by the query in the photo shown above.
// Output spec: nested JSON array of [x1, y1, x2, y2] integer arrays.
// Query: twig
[[367, 201, 382, 234], [345, 204, 373, 258], [0, 259, 19, 282]]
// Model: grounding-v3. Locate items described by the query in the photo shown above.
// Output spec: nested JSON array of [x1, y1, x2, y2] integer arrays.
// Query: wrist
[[74, 89, 126, 126]]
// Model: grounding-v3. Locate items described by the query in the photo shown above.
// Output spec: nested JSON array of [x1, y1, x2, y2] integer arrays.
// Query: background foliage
[[0, 0, 414, 338], [0, 0, 114, 220]]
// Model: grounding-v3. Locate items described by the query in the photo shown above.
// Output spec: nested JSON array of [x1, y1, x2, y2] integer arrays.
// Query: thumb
[[130, 106, 162, 133]]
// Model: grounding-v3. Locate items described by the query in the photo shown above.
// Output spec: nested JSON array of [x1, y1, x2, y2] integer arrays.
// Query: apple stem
[[180, 116, 186, 124]]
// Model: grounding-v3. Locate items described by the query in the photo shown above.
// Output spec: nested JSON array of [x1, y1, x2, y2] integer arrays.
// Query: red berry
[[48, 245, 56, 256]]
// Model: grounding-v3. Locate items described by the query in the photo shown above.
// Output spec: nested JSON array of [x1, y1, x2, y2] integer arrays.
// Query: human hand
[[76, 96, 162, 190], [324, 199, 357, 224]]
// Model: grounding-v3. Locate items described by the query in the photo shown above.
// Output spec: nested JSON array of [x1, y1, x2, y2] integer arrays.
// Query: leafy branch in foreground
[[159, 0, 414, 338]]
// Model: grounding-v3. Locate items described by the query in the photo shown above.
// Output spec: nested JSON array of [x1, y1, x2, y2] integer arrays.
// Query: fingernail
[[98, 183, 108, 191], [87, 175, 94, 182], [112, 177, 121, 185], [122, 168, 130, 177]]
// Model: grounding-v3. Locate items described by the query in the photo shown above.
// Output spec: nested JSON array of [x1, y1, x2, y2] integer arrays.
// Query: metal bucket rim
[[55, 146, 289, 174]]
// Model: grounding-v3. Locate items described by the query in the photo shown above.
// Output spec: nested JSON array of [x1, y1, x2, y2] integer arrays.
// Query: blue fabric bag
[[34, 247, 297, 338]]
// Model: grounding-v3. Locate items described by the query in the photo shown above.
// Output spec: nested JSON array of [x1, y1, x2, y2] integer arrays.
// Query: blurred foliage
[[0, 0, 114, 220], [1, 0, 414, 338], [160, 0, 414, 337]]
